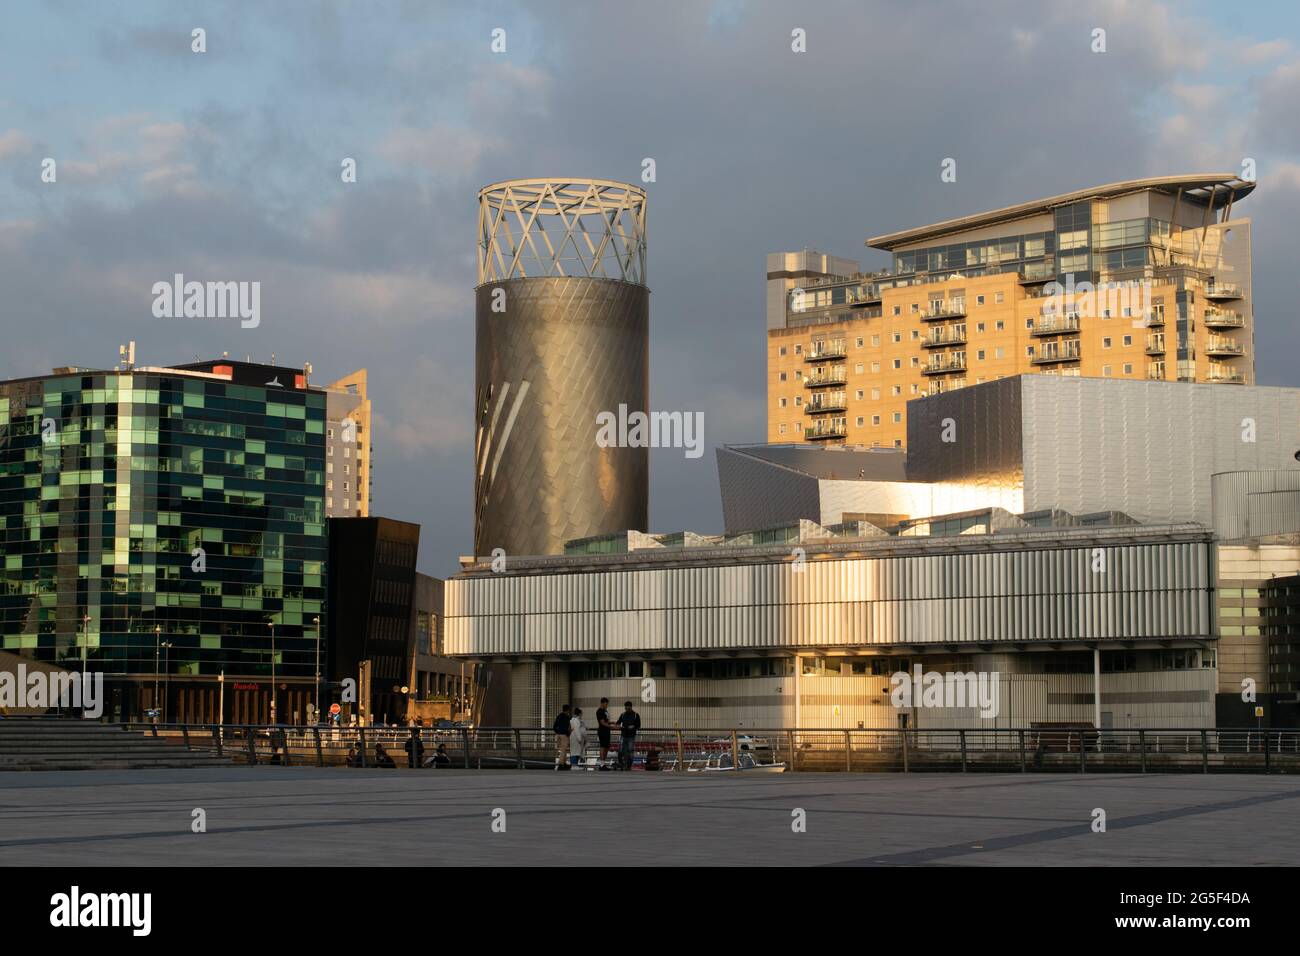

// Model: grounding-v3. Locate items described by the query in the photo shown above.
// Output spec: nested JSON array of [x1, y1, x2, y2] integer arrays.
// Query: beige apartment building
[[767, 174, 1256, 448], [322, 368, 373, 517]]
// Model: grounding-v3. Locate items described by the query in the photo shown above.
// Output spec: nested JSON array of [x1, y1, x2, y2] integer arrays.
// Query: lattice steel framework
[[477, 178, 647, 285]]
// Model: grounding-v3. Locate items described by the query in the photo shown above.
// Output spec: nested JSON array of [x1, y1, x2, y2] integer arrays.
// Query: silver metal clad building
[[473, 179, 650, 557], [444, 525, 1213, 657], [908, 375, 1300, 526]]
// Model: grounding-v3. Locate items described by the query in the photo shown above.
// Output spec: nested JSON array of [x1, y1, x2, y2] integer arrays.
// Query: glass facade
[[0, 369, 326, 712]]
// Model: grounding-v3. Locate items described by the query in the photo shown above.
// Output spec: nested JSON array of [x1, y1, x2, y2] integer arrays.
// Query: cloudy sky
[[3, 0, 1299, 576]]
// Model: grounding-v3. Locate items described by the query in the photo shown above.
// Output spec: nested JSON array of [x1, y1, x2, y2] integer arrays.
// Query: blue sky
[[3, 0, 1300, 575]]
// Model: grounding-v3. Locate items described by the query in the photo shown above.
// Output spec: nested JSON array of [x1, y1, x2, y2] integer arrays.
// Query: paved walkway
[[1, 768, 1296, 866]]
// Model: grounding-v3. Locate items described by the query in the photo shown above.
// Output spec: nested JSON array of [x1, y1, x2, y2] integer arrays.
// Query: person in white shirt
[[568, 707, 588, 769]]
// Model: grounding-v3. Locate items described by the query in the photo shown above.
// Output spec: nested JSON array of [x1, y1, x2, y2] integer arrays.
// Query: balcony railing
[[1204, 338, 1245, 357], [805, 393, 847, 414], [1204, 309, 1245, 329], [804, 372, 847, 388], [921, 329, 966, 348], [806, 421, 847, 440], [1145, 336, 1165, 355], [919, 304, 967, 321], [1206, 283, 1243, 301], [922, 356, 967, 375], [804, 342, 847, 362], [1031, 316, 1081, 337], [1031, 341, 1081, 365], [1147, 364, 1166, 380], [1206, 370, 1245, 384]]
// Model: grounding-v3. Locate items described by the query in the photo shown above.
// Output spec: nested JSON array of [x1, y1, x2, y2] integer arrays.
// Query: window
[[995, 320, 1004, 330], [1123, 363, 1133, 374], [778, 424, 786, 434], [780, 372, 787, 382], [1026, 318, 1034, 329], [779, 398, 787, 408], [892, 358, 901, 369], [794, 396, 802, 406], [1026, 346, 1035, 357], [977, 350, 985, 360], [910, 303, 919, 314], [855, 389, 864, 400], [994, 347, 1005, 359], [856, 363, 865, 374], [911, 330, 920, 340], [1103, 337, 1112, 348], [871, 387, 880, 400], [871, 334, 880, 346], [779, 346, 787, 356], [892, 332, 902, 343], [872, 415, 880, 426], [995, 292, 1004, 303], [892, 412, 901, 423], [976, 295, 985, 305], [871, 362, 880, 373], [1102, 365, 1112, 376], [855, 337, 864, 348], [855, 416, 864, 426], [891, 385, 901, 396], [794, 344, 802, 354], [1123, 335, 1132, 346], [892, 306, 901, 316], [977, 322, 985, 333]]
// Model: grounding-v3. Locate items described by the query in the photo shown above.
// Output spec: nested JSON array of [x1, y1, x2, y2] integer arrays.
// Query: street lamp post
[[161, 640, 173, 723], [153, 625, 162, 720], [313, 615, 322, 721], [268, 620, 277, 725], [81, 613, 89, 712]]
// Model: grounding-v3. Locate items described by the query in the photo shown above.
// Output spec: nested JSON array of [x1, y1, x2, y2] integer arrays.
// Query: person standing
[[552, 704, 572, 770], [569, 707, 588, 769], [595, 697, 613, 770], [616, 701, 641, 770], [404, 724, 425, 768]]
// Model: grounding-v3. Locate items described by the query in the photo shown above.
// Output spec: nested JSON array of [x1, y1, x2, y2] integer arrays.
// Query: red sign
[[329, 703, 341, 715]]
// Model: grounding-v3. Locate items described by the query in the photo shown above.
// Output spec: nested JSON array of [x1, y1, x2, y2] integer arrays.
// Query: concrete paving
[[0, 768, 1297, 866]]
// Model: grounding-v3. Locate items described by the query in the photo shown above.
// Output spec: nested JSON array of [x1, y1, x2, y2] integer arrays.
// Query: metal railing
[[113, 724, 1300, 774]]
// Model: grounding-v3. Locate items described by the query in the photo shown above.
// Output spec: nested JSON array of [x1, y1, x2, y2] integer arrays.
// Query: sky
[[2, 0, 1300, 577]]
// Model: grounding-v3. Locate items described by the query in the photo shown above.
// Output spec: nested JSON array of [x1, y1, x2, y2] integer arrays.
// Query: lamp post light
[[313, 615, 322, 720], [153, 625, 162, 720], [81, 613, 90, 710], [268, 618, 277, 725]]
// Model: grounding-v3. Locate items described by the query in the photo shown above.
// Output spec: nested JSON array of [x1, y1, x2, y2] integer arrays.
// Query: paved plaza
[[0, 768, 1297, 866]]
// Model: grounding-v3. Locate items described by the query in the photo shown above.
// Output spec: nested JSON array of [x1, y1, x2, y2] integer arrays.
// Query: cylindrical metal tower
[[474, 178, 649, 557]]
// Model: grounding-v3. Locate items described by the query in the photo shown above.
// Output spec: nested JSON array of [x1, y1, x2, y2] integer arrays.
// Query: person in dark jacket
[[404, 727, 426, 768], [374, 743, 397, 768], [423, 743, 452, 768], [552, 704, 572, 770], [616, 701, 641, 770], [346, 743, 364, 767]]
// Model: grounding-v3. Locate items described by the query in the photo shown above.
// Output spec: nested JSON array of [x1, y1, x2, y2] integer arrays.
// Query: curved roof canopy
[[867, 174, 1255, 251]]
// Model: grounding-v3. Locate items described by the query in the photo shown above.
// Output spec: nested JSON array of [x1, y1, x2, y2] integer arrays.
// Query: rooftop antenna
[[117, 341, 136, 371], [270, 353, 276, 366]]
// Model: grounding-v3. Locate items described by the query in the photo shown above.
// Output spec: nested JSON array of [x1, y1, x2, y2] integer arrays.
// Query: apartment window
[[856, 363, 865, 374], [780, 372, 787, 382], [891, 385, 901, 396], [1103, 337, 1112, 348], [327, 428, 334, 439], [327, 446, 333, 457], [995, 292, 1004, 303], [779, 346, 787, 356], [977, 350, 985, 361], [794, 396, 802, 406], [977, 322, 985, 333], [872, 334, 880, 346], [1102, 365, 1113, 376], [910, 356, 919, 367], [779, 398, 787, 408], [894, 439, 903, 448], [856, 417, 864, 427], [892, 359, 901, 369], [855, 389, 864, 400], [326, 462, 333, 474], [910, 384, 920, 395], [855, 337, 864, 348], [872, 415, 881, 426], [871, 362, 880, 373], [1123, 335, 1132, 346], [871, 387, 881, 400], [910, 303, 919, 314], [995, 320, 1005, 330], [795, 422, 803, 432], [892, 412, 902, 424], [1026, 346, 1035, 357], [794, 344, 802, 354], [892, 332, 902, 343], [911, 330, 920, 340], [1123, 363, 1133, 375], [1025, 318, 1034, 329], [892, 306, 901, 316], [976, 295, 985, 306], [994, 347, 1005, 359], [779, 424, 786, 434]]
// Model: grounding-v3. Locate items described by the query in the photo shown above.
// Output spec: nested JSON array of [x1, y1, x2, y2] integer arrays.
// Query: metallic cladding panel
[[1211, 470, 1300, 540], [444, 535, 1213, 657], [474, 277, 649, 557], [905, 376, 1025, 489], [1020, 377, 1300, 524], [716, 446, 821, 533]]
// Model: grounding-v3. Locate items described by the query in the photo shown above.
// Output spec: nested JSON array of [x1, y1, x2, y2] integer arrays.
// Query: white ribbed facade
[[444, 533, 1212, 659]]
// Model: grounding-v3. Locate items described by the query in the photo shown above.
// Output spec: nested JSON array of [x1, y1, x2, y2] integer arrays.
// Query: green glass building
[[0, 359, 327, 722]]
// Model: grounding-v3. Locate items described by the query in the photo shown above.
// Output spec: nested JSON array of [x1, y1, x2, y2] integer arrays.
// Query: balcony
[[1204, 338, 1245, 357], [806, 421, 847, 441], [919, 303, 967, 321], [1144, 336, 1166, 355], [922, 355, 967, 376], [1031, 316, 1081, 337], [921, 329, 966, 348], [805, 393, 847, 414], [1206, 370, 1245, 384], [803, 372, 846, 388], [1139, 311, 1165, 328], [1206, 283, 1243, 301], [1147, 363, 1166, 381], [1203, 308, 1245, 329], [804, 342, 846, 362], [1031, 341, 1081, 365]]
